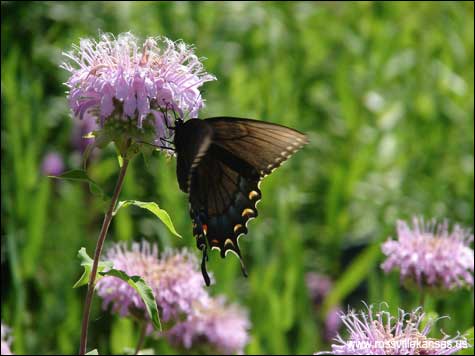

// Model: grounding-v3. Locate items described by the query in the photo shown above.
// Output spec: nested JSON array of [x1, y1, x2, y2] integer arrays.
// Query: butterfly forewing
[[206, 117, 308, 177], [174, 117, 308, 285]]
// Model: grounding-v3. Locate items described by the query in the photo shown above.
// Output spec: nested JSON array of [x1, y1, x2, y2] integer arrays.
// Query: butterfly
[[172, 117, 308, 286]]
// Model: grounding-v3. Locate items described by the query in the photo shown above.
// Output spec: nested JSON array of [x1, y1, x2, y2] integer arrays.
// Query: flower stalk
[[79, 158, 129, 355], [62, 32, 216, 354]]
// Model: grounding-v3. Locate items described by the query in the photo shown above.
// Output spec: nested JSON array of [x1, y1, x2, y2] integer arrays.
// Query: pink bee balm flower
[[96, 242, 209, 326], [317, 303, 469, 355], [61, 32, 215, 150], [167, 296, 250, 355], [381, 217, 474, 290]]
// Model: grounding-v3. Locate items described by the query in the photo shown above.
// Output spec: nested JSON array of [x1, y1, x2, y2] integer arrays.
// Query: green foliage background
[[1, 2, 474, 355]]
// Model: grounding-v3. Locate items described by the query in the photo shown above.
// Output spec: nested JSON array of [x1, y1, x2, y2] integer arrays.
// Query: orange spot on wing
[[249, 190, 260, 200], [234, 224, 243, 233], [203, 224, 208, 235], [242, 208, 255, 217]]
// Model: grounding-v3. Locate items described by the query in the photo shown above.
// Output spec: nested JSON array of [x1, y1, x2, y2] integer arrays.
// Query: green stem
[[79, 159, 130, 355], [135, 321, 147, 355]]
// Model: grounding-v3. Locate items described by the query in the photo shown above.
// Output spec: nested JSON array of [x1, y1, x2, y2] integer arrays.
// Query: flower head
[[381, 217, 474, 290], [61, 32, 215, 154], [41, 152, 64, 176], [318, 303, 469, 355], [167, 296, 250, 355], [1, 322, 13, 355], [96, 241, 209, 324]]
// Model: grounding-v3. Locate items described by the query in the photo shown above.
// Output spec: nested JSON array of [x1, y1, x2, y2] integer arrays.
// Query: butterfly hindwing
[[189, 149, 261, 259], [174, 117, 307, 285]]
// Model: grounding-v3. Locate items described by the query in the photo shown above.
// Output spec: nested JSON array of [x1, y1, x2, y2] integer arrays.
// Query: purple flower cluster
[[154, 249, 211, 322], [1, 323, 13, 355], [61, 32, 215, 142], [319, 303, 469, 355], [96, 241, 250, 354], [167, 296, 250, 355], [381, 217, 474, 290], [96, 242, 207, 322]]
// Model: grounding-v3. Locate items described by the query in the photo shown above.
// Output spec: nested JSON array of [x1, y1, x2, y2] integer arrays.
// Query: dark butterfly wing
[[205, 117, 308, 178], [174, 117, 308, 285], [188, 144, 261, 276], [174, 119, 213, 193]]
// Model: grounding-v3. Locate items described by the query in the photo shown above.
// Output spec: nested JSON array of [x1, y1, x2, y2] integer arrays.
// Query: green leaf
[[100, 269, 161, 331], [113, 200, 182, 238], [85, 349, 99, 355], [73, 248, 113, 288], [322, 244, 381, 314], [49, 169, 105, 199]]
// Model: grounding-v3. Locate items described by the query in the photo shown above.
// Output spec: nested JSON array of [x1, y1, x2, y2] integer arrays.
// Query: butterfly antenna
[[200, 244, 211, 287]]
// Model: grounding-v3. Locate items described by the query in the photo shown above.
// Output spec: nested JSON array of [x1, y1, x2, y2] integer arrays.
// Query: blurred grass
[[1, 1, 474, 355]]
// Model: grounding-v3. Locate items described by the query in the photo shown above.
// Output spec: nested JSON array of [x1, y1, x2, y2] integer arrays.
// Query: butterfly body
[[173, 117, 308, 285]]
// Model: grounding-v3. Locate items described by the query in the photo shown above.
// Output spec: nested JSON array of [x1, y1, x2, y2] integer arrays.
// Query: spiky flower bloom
[[61, 32, 215, 155], [167, 296, 250, 355], [1, 323, 13, 355], [381, 217, 474, 290], [318, 304, 469, 355], [41, 152, 64, 176], [96, 242, 208, 324]]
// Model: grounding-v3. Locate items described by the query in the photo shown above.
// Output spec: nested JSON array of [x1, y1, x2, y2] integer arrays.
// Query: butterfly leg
[[160, 137, 174, 145], [135, 140, 175, 152], [159, 137, 176, 152]]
